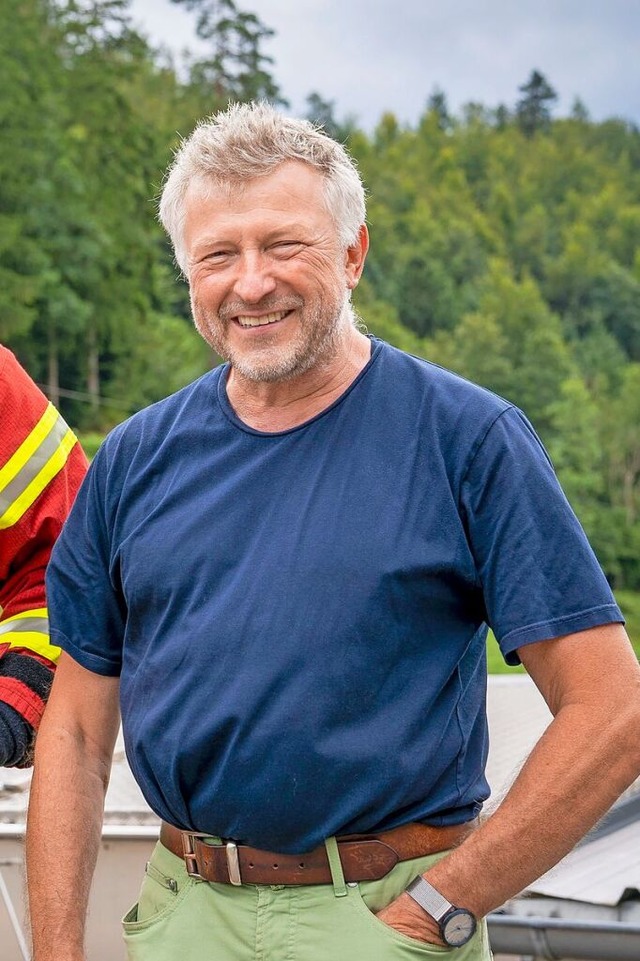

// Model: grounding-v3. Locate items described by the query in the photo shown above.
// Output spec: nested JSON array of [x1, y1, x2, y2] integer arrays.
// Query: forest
[[3, 1, 640, 616]]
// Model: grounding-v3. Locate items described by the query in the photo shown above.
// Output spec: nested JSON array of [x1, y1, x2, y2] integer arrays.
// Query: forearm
[[424, 694, 640, 918], [379, 625, 640, 945], [27, 724, 109, 961], [26, 656, 119, 961]]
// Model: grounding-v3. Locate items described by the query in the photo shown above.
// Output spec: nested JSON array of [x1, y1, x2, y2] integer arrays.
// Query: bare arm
[[379, 623, 640, 943], [26, 652, 120, 961]]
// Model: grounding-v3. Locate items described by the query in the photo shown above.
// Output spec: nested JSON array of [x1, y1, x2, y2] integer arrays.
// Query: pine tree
[[516, 70, 557, 137], [426, 86, 451, 132], [171, 0, 285, 105]]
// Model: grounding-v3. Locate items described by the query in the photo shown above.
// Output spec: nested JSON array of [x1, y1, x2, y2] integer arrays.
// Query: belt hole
[[298, 862, 305, 869], [273, 863, 278, 869], [248, 862, 254, 868]]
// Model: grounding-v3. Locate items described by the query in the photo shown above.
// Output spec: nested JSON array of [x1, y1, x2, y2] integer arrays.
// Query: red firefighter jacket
[[0, 346, 87, 760]]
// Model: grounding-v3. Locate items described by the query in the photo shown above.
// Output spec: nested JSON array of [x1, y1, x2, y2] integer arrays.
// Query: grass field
[[614, 590, 640, 659], [76, 432, 105, 459]]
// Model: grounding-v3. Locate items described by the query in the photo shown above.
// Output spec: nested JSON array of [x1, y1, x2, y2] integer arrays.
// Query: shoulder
[[374, 339, 511, 415], [0, 344, 10, 379], [372, 339, 515, 456], [0, 345, 42, 398], [98, 365, 223, 466], [0, 347, 51, 456], [0, 344, 17, 376]]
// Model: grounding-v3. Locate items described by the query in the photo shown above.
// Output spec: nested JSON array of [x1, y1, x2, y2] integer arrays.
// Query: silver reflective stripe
[[0, 617, 49, 637], [0, 411, 69, 515]]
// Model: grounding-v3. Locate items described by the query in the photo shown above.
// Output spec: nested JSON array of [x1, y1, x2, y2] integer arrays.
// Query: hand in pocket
[[376, 891, 445, 947]]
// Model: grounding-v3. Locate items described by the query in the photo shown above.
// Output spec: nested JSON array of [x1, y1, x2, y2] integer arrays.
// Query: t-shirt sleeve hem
[[499, 603, 625, 665], [51, 630, 121, 677]]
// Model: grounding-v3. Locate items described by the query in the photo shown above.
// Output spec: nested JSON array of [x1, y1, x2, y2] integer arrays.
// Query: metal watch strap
[[405, 875, 453, 921]]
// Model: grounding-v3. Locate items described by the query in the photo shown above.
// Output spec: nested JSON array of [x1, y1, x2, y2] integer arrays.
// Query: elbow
[[610, 684, 640, 783], [630, 699, 640, 771]]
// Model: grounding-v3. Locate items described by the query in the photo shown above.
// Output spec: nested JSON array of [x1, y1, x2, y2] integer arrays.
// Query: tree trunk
[[47, 326, 60, 408], [87, 324, 100, 415]]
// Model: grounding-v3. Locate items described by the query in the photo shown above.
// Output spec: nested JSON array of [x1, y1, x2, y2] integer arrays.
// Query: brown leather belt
[[159, 819, 474, 886]]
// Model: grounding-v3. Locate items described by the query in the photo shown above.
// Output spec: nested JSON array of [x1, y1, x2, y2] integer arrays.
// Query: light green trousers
[[123, 838, 493, 961]]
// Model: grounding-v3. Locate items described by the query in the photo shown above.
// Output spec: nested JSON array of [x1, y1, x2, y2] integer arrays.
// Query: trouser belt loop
[[324, 836, 347, 898]]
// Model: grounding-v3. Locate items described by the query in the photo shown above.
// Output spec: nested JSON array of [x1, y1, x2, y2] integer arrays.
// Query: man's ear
[[345, 224, 369, 290]]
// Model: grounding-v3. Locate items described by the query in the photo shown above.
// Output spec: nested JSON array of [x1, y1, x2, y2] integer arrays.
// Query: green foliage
[[486, 604, 640, 672], [75, 431, 106, 460], [304, 92, 356, 143], [344, 90, 640, 588], [3, 0, 283, 429], [516, 69, 558, 137], [171, 0, 285, 105], [425, 87, 452, 132], [486, 632, 524, 675], [353, 279, 426, 355], [615, 591, 640, 659], [0, 0, 67, 342], [107, 312, 213, 413]]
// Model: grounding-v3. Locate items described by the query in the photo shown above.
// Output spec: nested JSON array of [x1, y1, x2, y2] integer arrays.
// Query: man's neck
[[226, 329, 372, 432]]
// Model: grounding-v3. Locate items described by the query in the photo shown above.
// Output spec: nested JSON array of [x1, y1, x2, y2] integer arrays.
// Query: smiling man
[[27, 103, 640, 961], [187, 162, 362, 387]]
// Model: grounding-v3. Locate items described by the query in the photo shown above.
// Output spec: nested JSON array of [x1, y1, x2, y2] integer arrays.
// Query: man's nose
[[232, 251, 278, 303]]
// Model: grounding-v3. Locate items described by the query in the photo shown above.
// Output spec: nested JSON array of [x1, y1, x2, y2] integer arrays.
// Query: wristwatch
[[405, 876, 477, 947]]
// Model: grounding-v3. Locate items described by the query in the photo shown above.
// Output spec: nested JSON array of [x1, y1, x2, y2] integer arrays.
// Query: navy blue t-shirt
[[47, 339, 622, 852]]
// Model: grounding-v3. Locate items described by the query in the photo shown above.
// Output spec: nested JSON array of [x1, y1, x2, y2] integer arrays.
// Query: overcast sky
[[129, 0, 640, 131]]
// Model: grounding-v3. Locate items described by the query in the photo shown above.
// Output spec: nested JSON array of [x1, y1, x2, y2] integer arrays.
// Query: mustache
[[218, 295, 304, 321]]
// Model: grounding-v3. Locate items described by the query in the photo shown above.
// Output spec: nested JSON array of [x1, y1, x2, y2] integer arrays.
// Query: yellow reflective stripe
[[0, 609, 60, 661], [2, 608, 48, 620], [0, 419, 78, 530], [0, 403, 59, 489], [0, 630, 61, 661]]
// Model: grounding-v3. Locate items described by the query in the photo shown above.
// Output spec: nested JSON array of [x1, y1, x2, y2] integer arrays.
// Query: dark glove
[[0, 650, 53, 767], [0, 700, 31, 767]]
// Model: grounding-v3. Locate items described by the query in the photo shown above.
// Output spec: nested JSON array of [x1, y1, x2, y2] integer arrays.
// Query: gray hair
[[159, 102, 366, 274]]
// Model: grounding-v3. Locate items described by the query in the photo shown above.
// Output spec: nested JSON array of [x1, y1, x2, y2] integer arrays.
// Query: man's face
[[184, 162, 363, 382]]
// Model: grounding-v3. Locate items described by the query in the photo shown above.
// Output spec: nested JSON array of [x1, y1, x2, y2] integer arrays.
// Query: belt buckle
[[181, 831, 209, 880], [225, 840, 242, 885], [181, 832, 243, 885]]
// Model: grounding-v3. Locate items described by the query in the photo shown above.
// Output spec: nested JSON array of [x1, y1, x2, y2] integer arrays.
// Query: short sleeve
[[460, 407, 623, 664], [46, 444, 125, 676]]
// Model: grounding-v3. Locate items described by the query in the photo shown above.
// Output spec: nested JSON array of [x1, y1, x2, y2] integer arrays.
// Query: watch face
[[442, 908, 477, 947]]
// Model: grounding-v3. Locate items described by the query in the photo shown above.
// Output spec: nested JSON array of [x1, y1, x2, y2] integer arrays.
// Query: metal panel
[[526, 821, 640, 906], [488, 914, 640, 961]]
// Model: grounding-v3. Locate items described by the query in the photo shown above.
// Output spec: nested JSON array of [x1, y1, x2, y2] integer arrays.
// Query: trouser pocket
[[122, 840, 196, 933], [344, 851, 491, 960]]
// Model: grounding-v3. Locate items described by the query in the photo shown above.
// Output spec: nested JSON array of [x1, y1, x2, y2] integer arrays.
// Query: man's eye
[[272, 241, 302, 254]]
